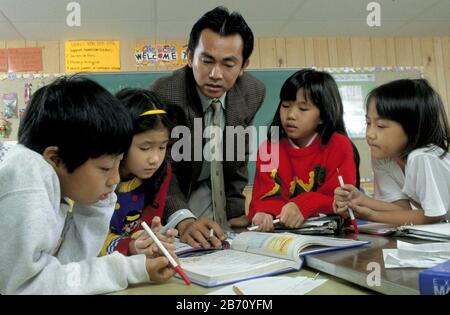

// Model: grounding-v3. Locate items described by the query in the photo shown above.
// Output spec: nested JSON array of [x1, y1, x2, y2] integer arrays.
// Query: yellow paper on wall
[[65, 41, 120, 72]]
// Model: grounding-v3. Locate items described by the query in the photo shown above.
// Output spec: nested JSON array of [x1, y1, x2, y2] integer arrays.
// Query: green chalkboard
[[84, 68, 421, 183]]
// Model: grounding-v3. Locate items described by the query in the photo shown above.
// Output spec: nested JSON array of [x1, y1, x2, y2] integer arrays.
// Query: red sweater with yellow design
[[248, 133, 356, 220]]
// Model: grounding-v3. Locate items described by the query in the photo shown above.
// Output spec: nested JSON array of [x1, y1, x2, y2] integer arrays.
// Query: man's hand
[[177, 218, 226, 249], [278, 202, 304, 228]]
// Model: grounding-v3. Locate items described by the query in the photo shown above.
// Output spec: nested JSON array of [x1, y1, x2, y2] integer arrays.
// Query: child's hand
[[278, 202, 304, 228], [145, 255, 177, 283], [252, 212, 275, 231], [349, 203, 377, 221], [334, 184, 363, 217], [129, 219, 176, 257]]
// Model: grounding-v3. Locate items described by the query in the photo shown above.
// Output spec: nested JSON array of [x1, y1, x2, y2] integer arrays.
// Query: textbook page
[[179, 250, 299, 287], [232, 232, 369, 261], [207, 276, 327, 295]]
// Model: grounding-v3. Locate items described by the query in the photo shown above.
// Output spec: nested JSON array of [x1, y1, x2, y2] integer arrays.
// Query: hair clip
[[139, 109, 166, 117]]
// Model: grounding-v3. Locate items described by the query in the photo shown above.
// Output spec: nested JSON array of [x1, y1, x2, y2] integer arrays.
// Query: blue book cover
[[419, 259, 450, 295]]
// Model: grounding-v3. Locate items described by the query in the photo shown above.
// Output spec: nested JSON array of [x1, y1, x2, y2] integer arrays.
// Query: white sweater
[[0, 145, 150, 294]]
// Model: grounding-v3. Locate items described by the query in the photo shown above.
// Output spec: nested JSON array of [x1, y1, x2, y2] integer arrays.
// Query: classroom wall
[[1, 36, 450, 182], [1, 36, 449, 118]]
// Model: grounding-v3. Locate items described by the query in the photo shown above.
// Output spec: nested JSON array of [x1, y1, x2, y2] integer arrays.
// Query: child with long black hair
[[335, 79, 450, 225], [249, 69, 359, 231], [101, 88, 177, 257]]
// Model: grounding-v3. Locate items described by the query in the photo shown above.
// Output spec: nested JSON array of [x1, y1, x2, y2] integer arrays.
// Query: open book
[[397, 223, 450, 241], [178, 232, 369, 287]]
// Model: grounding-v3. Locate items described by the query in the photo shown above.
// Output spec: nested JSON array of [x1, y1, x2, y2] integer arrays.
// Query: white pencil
[[247, 219, 280, 231]]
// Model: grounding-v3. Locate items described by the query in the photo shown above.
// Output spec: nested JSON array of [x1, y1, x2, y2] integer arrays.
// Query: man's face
[[188, 28, 249, 99]]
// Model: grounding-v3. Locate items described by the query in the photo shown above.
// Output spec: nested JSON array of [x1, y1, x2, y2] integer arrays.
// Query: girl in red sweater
[[101, 88, 177, 257], [248, 69, 359, 231]]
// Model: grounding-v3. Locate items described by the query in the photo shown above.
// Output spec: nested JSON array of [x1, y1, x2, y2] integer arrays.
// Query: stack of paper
[[383, 240, 450, 268], [207, 276, 327, 295]]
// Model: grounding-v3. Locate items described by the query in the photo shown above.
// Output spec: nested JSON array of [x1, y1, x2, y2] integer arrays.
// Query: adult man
[[149, 6, 265, 248]]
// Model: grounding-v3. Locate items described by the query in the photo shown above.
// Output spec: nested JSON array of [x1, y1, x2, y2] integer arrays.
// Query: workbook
[[396, 223, 450, 241], [179, 232, 369, 287]]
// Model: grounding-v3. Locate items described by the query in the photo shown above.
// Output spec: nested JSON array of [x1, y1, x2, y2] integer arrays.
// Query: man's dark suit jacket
[[149, 66, 265, 220]]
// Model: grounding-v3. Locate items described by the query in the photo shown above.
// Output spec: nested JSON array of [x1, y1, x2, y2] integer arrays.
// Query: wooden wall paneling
[[304, 37, 315, 67], [336, 37, 352, 67], [6, 41, 25, 48], [440, 37, 450, 121], [259, 37, 277, 68], [275, 37, 287, 68], [433, 37, 448, 108], [411, 37, 423, 66], [38, 41, 60, 73], [421, 37, 438, 92], [313, 38, 330, 67], [285, 37, 306, 68], [371, 38, 387, 66], [350, 37, 372, 67], [385, 38, 396, 66], [248, 38, 261, 69], [120, 39, 137, 71], [327, 37, 338, 67], [395, 37, 414, 66]]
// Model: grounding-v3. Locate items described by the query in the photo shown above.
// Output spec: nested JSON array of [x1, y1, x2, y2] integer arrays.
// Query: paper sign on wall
[[4, 48, 43, 72], [65, 41, 120, 72]]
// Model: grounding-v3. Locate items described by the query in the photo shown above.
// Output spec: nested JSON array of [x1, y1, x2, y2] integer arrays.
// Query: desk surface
[[110, 267, 375, 295], [305, 234, 422, 295]]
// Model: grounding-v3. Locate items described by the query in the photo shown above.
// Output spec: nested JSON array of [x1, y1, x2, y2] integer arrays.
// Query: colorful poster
[[7, 48, 43, 72], [3, 92, 18, 118], [135, 43, 187, 66], [65, 41, 121, 72]]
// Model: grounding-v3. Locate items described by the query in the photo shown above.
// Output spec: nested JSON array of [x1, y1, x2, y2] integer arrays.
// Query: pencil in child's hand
[[336, 168, 359, 234]]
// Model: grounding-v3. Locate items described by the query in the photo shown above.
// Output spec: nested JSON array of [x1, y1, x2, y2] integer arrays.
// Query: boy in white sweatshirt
[[0, 76, 176, 294]]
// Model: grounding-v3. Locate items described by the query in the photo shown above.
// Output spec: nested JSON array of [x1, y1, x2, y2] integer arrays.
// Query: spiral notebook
[[396, 223, 450, 241]]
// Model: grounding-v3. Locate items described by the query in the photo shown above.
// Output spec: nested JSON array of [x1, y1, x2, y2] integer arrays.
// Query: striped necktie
[[210, 99, 229, 230]]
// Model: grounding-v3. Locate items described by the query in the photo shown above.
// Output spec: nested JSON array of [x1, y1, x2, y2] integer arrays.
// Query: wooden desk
[[110, 267, 375, 295], [305, 234, 422, 295]]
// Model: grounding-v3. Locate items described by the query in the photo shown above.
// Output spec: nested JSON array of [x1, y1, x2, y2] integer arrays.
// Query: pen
[[336, 168, 359, 234], [141, 222, 191, 285], [247, 219, 280, 231], [232, 285, 245, 295]]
